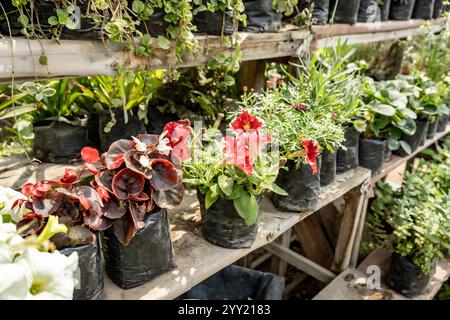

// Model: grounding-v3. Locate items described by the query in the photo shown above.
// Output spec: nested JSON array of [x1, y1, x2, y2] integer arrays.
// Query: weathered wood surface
[[314, 248, 450, 300], [103, 167, 371, 300]]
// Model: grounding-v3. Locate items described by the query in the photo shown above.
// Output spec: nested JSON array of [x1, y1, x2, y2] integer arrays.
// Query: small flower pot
[[394, 119, 429, 156], [329, 0, 361, 24], [358, 138, 387, 176], [272, 158, 322, 212], [437, 114, 449, 132], [33, 119, 88, 163], [390, 0, 416, 20], [310, 0, 330, 25], [60, 237, 103, 300], [433, 0, 444, 18], [358, 0, 378, 22], [426, 119, 439, 139], [379, 0, 392, 21], [337, 126, 360, 174], [240, 0, 282, 33], [320, 147, 337, 186], [386, 253, 436, 298], [194, 1, 235, 36], [198, 192, 260, 249], [98, 108, 147, 152], [102, 208, 176, 289], [412, 0, 435, 20]]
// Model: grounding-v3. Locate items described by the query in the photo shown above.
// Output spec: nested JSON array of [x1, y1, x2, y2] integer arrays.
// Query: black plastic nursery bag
[[0, 2, 22, 36], [426, 119, 438, 139], [33, 119, 88, 163], [102, 208, 176, 290], [179, 265, 285, 300], [437, 114, 449, 132], [310, 0, 330, 25], [358, 0, 379, 22], [198, 192, 259, 249], [60, 237, 104, 300], [337, 126, 360, 174], [329, 0, 361, 24], [433, 0, 444, 18], [240, 0, 282, 33], [320, 147, 337, 186], [394, 119, 428, 156], [412, 0, 435, 20], [272, 158, 322, 212], [194, 1, 234, 36], [378, 0, 392, 21], [358, 138, 387, 176], [139, 9, 168, 37], [386, 253, 435, 298], [390, 0, 416, 20], [146, 108, 180, 135]]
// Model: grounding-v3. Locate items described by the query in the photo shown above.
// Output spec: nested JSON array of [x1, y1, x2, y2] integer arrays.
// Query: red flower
[[231, 110, 263, 132], [302, 140, 320, 175], [81, 147, 100, 164], [96, 186, 110, 202], [56, 169, 80, 186], [21, 181, 52, 198], [223, 136, 254, 176], [294, 103, 307, 111], [331, 113, 337, 120], [163, 120, 192, 148]]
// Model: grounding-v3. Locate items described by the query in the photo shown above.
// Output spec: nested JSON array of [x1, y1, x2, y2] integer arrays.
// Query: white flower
[[0, 223, 24, 264], [354, 120, 367, 133], [0, 186, 31, 223], [139, 155, 151, 167], [132, 136, 147, 152], [157, 136, 172, 155], [0, 263, 30, 300]]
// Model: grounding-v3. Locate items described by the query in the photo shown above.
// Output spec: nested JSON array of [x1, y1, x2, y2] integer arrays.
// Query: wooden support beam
[[265, 242, 336, 283]]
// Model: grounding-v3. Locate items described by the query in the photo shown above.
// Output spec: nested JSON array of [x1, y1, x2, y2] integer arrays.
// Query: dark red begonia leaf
[[150, 158, 179, 191], [112, 168, 145, 200], [123, 150, 152, 179], [103, 139, 132, 170], [102, 199, 126, 220], [16, 215, 45, 237], [137, 134, 160, 147], [129, 202, 147, 230], [31, 191, 64, 216], [113, 212, 137, 246], [83, 211, 114, 231], [154, 177, 184, 209], [95, 170, 114, 193]]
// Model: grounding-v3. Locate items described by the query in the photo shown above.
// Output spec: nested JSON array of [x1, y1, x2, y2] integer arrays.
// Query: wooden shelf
[[102, 167, 371, 300], [313, 248, 450, 300], [371, 123, 450, 186]]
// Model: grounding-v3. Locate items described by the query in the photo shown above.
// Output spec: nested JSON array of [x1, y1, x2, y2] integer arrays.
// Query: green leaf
[[396, 118, 416, 136], [223, 75, 235, 87], [205, 191, 218, 209], [65, 18, 77, 30], [267, 182, 288, 196], [39, 55, 48, 66], [399, 141, 412, 155], [156, 36, 171, 50], [387, 138, 400, 151], [141, 34, 151, 47], [132, 0, 145, 13], [228, 184, 245, 200], [19, 14, 29, 26], [369, 103, 396, 117], [42, 88, 56, 97], [400, 108, 417, 120], [218, 175, 234, 196], [233, 193, 259, 226]]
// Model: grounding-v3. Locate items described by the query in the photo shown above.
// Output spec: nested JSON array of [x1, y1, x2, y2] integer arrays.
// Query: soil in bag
[[0, 2, 23, 36], [337, 126, 360, 174], [272, 158, 322, 212], [329, 0, 361, 24], [310, 0, 330, 25], [98, 108, 147, 152], [59, 237, 103, 300], [240, 0, 282, 33], [146, 108, 180, 134], [390, 0, 416, 20], [358, 138, 387, 176], [386, 253, 435, 298], [412, 0, 435, 20], [102, 208, 176, 290], [320, 147, 337, 186], [194, 2, 234, 36], [178, 265, 285, 300], [394, 119, 428, 156], [378, 0, 392, 21], [433, 0, 444, 18], [384, 146, 392, 162], [198, 193, 260, 249], [426, 119, 438, 139], [33, 119, 88, 163], [437, 114, 449, 132], [358, 0, 379, 22], [139, 9, 168, 37]]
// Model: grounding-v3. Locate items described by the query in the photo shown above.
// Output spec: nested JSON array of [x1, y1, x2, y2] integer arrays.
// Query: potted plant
[[377, 0, 392, 21], [412, 0, 436, 19], [83, 120, 192, 289], [183, 111, 286, 249], [329, 0, 361, 24], [358, 0, 379, 22], [433, 0, 445, 18], [390, 0, 416, 20], [240, 0, 282, 32]]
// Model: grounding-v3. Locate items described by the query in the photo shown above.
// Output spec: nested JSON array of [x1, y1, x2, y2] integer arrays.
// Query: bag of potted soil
[[378, 0, 392, 21], [240, 0, 282, 33], [437, 114, 449, 132], [138, 9, 168, 37], [198, 192, 260, 249], [384, 146, 392, 162], [337, 126, 360, 174], [310, 0, 330, 25], [358, 138, 387, 176], [146, 108, 180, 134], [193, 2, 234, 36], [33, 118, 88, 163], [390, 0, 416, 20], [426, 119, 438, 139], [412, 0, 435, 20], [178, 265, 285, 300], [0, 2, 23, 36], [98, 108, 147, 152], [59, 237, 104, 300], [329, 0, 361, 24], [433, 0, 444, 18], [386, 253, 436, 298], [358, 0, 379, 22], [272, 158, 322, 212], [394, 119, 428, 156], [320, 147, 337, 186], [102, 208, 176, 290]]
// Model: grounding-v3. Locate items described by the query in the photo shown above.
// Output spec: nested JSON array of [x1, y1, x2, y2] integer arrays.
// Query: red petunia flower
[[231, 110, 263, 132], [223, 136, 254, 176], [81, 147, 100, 164], [302, 140, 320, 175]]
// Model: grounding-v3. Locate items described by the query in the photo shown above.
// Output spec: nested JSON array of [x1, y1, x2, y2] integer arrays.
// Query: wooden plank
[[265, 242, 336, 283], [102, 167, 371, 300], [277, 229, 292, 276], [316, 204, 342, 249], [250, 251, 272, 269], [350, 192, 371, 267], [293, 215, 334, 269]]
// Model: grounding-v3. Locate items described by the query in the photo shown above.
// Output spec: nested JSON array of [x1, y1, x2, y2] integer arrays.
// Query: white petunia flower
[[0, 186, 31, 223], [0, 223, 24, 264], [132, 136, 147, 152], [0, 263, 30, 300], [157, 136, 172, 155]]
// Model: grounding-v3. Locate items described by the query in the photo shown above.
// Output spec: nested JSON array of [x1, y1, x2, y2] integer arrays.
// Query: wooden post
[[236, 60, 266, 92]]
